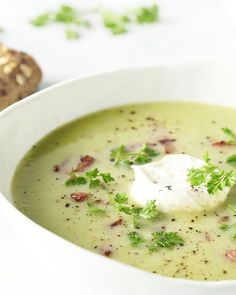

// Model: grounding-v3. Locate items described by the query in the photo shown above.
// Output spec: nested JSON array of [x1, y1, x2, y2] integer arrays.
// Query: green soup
[[12, 102, 236, 281]]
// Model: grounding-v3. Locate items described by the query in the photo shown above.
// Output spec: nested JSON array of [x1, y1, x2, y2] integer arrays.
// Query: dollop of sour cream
[[131, 154, 229, 212]]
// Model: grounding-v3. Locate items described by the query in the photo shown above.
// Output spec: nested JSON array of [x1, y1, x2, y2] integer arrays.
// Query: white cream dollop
[[131, 154, 229, 212]]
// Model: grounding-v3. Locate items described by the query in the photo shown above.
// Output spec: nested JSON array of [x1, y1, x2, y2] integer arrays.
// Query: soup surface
[[12, 102, 236, 281]]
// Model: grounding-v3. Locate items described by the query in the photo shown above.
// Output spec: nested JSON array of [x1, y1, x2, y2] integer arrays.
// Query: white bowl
[[0, 61, 236, 294]]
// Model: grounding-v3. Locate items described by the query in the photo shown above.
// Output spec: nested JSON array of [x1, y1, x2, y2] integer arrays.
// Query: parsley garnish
[[222, 127, 236, 145], [103, 12, 130, 35], [219, 224, 230, 231], [86, 202, 106, 214], [31, 5, 91, 38], [65, 176, 87, 186], [31, 13, 52, 26], [31, 4, 160, 38], [65, 168, 114, 188], [110, 143, 159, 167], [135, 4, 159, 23], [128, 231, 144, 246], [187, 152, 236, 194], [65, 28, 79, 39], [227, 154, 236, 166], [109, 193, 158, 226], [148, 231, 184, 252]]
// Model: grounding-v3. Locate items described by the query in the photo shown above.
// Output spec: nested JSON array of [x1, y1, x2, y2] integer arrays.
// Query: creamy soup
[[12, 102, 236, 281]]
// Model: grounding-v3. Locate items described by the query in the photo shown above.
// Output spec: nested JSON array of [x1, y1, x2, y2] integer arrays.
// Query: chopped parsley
[[128, 231, 144, 246], [139, 200, 159, 219], [31, 13, 52, 26], [227, 154, 236, 166], [187, 152, 236, 195], [30, 4, 160, 38], [86, 202, 106, 214], [103, 12, 130, 35], [65, 168, 114, 188], [109, 193, 158, 226], [65, 28, 79, 39], [221, 127, 236, 145], [30, 5, 90, 38], [135, 4, 159, 23], [110, 143, 159, 167], [219, 224, 230, 231], [65, 176, 87, 186], [148, 231, 184, 252]]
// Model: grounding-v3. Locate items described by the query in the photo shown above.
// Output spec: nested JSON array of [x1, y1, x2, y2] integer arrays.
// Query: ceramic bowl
[[0, 61, 236, 294]]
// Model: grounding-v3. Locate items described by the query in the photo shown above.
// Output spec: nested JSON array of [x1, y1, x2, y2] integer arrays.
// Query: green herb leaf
[[31, 13, 52, 26], [114, 193, 129, 205], [232, 233, 236, 241], [135, 4, 159, 24], [227, 154, 236, 166], [103, 12, 130, 35], [89, 179, 102, 188], [85, 168, 99, 179], [139, 200, 158, 219], [110, 143, 159, 167], [187, 152, 236, 195], [86, 202, 105, 214], [219, 224, 230, 231], [99, 173, 115, 184], [149, 232, 184, 252], [65, 28, 79, 39], [65, 176, 87, 186], [65, 168, 114, 188], [221, 127, 236, 145], [128, 231, 144, 246], [54, 5, 80, 23]]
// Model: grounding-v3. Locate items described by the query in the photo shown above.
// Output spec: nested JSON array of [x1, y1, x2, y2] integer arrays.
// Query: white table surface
[[1, 0, 236, 292]]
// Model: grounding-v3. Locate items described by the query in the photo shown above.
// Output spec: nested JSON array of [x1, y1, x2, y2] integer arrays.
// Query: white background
[[1, 0, 236, 291], [1, 0, 236, 87]]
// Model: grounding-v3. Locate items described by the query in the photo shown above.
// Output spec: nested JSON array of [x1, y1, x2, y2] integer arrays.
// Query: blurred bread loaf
[[0, 44, 42, 110]]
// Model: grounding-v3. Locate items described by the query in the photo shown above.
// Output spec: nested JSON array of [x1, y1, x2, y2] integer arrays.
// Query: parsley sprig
[[222, 127, 236, 145], [65, 168, 114, 188], [103, 12, 130, 35], [109, 193, 158, 226], [128, 231, 144, 246], [227, 154, 236, 166], [86, 202, 106, 215], [31, 4, 159, 38], [110, 143, 159, 167], [135, 4, 159, 23], [148, 232, 184, 253], [187, 152, 236, 195], [31, 5, 91, 39]]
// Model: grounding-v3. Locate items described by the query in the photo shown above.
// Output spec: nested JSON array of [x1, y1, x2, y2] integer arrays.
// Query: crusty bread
[[0, 44, 42, 110]]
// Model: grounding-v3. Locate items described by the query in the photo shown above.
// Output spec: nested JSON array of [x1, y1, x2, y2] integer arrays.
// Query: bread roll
[[0, 44, 42, 110]]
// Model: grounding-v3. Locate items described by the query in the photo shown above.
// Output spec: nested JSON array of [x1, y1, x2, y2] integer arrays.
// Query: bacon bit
[[110, 218, 123, 228], [53, 165, 60, 172], [72, 155, 95, 173], [70, 192, 89, 202], [219, 216, 230, 223], [212, 141, 229, 147], [204, 232, 211, 242], [159, 138, 176, 154], [103, 250, 112, 257], [225, 250, 236, 261]]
